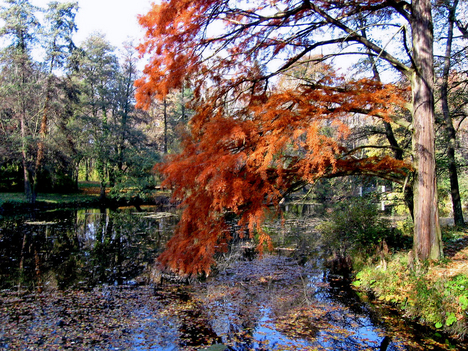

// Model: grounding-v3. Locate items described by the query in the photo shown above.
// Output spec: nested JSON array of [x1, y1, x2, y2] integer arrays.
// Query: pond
[[0, 206, 465, 350]]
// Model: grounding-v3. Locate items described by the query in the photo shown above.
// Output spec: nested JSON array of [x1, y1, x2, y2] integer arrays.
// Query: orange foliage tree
[[136, 0, 441, 275]]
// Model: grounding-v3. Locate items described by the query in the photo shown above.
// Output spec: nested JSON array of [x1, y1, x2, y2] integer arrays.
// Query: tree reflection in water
[[0, 207, 465, 350], [0, 207, 177, 291]]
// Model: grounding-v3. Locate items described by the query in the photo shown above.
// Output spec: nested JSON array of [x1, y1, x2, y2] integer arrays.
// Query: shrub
[[317, 196, 405, 256]]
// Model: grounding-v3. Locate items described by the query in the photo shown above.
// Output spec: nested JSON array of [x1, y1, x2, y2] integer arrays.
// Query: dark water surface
[[0, 206, 465, 350]]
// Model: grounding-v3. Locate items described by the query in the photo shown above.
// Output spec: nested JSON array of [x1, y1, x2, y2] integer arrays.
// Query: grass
[[0, 182, 104, 206], [78, 181, 101, 189], [0, 182, 171, 212], [0, 190, 100, 209]]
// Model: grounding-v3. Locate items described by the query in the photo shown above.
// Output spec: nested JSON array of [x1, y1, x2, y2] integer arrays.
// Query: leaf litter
[[0, 208, 455, 350], [0, 253, 410, 350]]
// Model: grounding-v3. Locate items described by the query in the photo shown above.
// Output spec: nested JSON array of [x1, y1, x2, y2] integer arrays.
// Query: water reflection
[[0, 207, 178, 291], [192, 255, 408, 351], [0, 206, 465, 350]]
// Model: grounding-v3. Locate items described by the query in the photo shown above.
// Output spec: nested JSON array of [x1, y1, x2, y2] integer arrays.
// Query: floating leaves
[[0, 286, 168, 350], [2, 209, 465, 350]]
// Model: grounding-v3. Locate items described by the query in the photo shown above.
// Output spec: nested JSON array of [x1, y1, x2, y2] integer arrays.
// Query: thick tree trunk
[[411, 0, 442, 260], [441, 0, 464, 227]]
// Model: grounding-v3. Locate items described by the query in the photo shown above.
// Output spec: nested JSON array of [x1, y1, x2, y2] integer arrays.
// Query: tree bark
[[411, 0, 442, 260], [19, 54, 33, 203], [21, 114, 32, 202]]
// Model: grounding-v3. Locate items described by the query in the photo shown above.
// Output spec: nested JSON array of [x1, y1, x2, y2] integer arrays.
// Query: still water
[[0, 206, 464, 350]]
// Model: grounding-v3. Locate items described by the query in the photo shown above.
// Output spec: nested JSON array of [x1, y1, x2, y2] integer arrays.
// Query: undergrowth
[[353, 248, 468, 338], [317, 196, 412, 274], [317, 196, 468, 338]]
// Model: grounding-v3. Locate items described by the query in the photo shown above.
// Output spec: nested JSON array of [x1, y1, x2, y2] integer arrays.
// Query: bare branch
[[310, 2, 413, 77]]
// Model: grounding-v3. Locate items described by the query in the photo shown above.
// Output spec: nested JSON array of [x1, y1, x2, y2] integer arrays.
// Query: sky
[[30, 0, 155, 48]]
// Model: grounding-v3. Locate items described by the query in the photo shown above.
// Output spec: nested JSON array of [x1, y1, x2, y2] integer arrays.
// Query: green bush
[[317, 196, 405, 256]]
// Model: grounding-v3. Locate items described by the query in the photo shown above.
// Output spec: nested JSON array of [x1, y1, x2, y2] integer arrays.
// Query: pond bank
[[353, 227, 468, 341], [0, 191, 171, 216]]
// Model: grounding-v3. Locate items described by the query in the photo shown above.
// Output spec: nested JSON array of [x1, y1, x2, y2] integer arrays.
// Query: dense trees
[[75, 35, 161, 201], [436, 0, 466, 227], [78, 34, 120, 200], [0, 0, 42, 201], [34, 1, 78, 194], [148, 87, 192, 155], [137, 0, 467, 274], [0, 1, 160, 202], [0, 1, 85, 200]]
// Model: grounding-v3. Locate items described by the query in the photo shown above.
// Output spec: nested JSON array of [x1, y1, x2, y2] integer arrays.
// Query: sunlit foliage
[[137, 0, 416, 275]]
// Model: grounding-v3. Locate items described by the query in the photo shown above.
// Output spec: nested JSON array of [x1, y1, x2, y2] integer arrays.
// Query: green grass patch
[[0, 193, 28, 204], [37, 193, 99, 203], [0, 192, 99, 208], [78, 181, 101, 189]]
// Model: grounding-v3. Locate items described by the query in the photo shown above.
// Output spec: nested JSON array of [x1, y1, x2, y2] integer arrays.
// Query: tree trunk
[[33, 75, 53, 200], [180, 81, 186, 123], [99, 182, 107, 203], [411, 0, 442, 260], [85, 159, 89, 182], [19, 54, 34, 203], [21, 114, 32, 202], [440, 0, 464, 227]]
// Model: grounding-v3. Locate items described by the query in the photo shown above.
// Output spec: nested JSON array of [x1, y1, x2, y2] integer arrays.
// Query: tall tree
[[78, 34, 119, 201], [0, 0, 40, 202], [436, 0, 465, 226], [410, 0, 441, 260], [33, 1, 78, 201], [137, 0, 443, 274], [109, 43, 160, 196], [114, 43, 137, 173]]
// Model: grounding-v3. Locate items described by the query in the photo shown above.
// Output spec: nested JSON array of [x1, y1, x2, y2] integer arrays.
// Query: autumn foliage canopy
[[136, 0, 413, 275]]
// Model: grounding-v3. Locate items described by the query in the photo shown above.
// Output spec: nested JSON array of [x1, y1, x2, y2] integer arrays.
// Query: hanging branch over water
[[136, 0, 440, 275]]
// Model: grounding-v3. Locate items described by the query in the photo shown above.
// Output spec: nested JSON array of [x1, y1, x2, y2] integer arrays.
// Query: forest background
[[0, 0, 186, 205]]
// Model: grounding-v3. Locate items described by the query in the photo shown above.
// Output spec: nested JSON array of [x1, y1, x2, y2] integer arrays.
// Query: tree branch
[[387, 0, 412, 22], [310, 2, 413, 77]]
